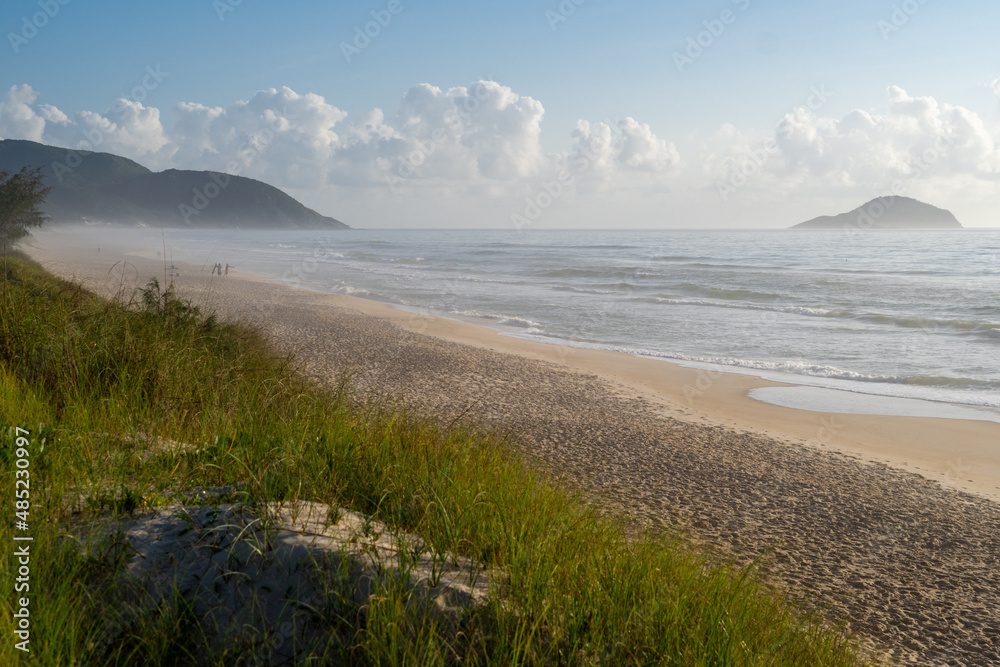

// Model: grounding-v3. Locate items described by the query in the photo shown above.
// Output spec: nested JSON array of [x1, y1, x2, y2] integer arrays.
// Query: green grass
[[0, 253, 874, 665]]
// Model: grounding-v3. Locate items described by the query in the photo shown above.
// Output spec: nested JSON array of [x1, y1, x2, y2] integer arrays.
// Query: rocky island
[[791, 196, 962, 230]]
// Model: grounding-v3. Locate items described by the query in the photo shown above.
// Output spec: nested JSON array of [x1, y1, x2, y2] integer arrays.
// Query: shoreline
[[22, 229, 1000, 664], [311, 288, 1000, 502], [22, 228, 1000, 503]]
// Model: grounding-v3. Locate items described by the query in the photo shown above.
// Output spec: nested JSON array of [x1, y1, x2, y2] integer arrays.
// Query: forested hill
[[0, 139, 349, 229]]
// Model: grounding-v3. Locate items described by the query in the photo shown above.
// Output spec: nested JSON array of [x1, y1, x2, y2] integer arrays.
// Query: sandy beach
[[24, 230, 1000, 665]]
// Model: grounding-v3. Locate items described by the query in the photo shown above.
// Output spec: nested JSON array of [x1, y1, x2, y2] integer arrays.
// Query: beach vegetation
[[0, 255, 875, 665], [0, 167, 51, 246]]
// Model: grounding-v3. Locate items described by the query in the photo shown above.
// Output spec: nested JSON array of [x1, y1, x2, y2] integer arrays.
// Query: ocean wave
[[675, 283, 784, 302], [554, 282, 637, 295], [534, 268, 671, 284], [647, 296, 999, 334], [346, 264, 521, 286], [574, 244, 639, 250], [852, 313, 1000, 335], [670, 261, 784, 271], [648, 296, 836, 318], [652, 255, 714, 262], [506, 333, 1000, 397], [634, 353, 998, 391], [329, 284, 378, 298], [449, 308, 542, 330], [536, 267, 615, 279]]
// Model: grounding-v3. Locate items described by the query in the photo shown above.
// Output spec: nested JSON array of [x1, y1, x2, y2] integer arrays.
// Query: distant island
[[0, 139, 349, 230], [791, 196, 961, 230]]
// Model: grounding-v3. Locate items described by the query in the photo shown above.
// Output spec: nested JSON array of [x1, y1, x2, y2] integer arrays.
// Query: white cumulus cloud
[[3, 81, 998, 227], [169, 87, 347, 188], [0, 84, 48, 142], [378, 80, 548, 187], [708, 85, 1000, 207]]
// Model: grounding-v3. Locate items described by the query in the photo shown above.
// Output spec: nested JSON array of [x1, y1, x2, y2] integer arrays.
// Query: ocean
[[137, 227, 1000, 416]]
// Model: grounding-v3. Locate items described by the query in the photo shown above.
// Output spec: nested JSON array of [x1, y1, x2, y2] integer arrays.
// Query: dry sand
[[23, 232, 1000, 665], [102, 496, 489, 664]]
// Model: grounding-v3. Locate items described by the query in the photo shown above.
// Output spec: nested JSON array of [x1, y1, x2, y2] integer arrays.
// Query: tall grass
[[0, 254, 873, 665]]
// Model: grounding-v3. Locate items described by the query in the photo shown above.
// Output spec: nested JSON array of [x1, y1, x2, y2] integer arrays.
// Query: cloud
[[710, 86, 1000, 203], [169, 87, 347, 188], [377, 81, 548, 187], [615, 117, 680, 172], [73, 101, 169, 160], [157, 81, 548, 192], [1, 81, 673, 196], [1, 85, 170, 165], [570, 118, 678, 175], [2, 81, 997, 227], [559, 117, 678, 201], [779, 86, 1000, 182], [0, 84, 48, 142]]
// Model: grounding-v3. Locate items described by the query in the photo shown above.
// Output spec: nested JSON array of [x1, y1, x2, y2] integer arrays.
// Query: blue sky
[[2, 0, 999, 228]]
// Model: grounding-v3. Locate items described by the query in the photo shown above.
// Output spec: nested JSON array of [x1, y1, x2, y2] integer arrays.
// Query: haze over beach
[[3, 1, 1000, 665]]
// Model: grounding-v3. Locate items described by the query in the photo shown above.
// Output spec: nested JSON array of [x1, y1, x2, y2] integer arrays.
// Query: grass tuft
[[0, 254, 874, 665]]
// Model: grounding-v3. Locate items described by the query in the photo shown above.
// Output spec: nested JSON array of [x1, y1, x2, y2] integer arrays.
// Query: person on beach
[[225, 263, 230, 276]]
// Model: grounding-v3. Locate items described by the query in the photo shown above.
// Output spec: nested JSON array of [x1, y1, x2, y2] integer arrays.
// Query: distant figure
[[224, 263, 230, 276]]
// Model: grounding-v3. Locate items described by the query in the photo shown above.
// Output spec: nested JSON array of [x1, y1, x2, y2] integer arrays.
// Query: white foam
[[748, 386, 1000, 424]]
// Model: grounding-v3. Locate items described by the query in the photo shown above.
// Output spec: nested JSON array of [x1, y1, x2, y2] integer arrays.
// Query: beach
[[24, 231, 1000, 665]]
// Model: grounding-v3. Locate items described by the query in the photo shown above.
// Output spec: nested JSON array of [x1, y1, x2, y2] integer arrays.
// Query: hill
[[0, 139, 349, 229], [792, 196, 961, 230]]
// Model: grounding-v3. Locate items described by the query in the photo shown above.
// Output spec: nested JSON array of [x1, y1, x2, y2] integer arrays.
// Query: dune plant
[[0, 254, 873, 665]]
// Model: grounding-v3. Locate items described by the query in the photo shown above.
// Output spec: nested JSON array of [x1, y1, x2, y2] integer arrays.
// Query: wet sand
[[24, 230, 1000, 665]]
